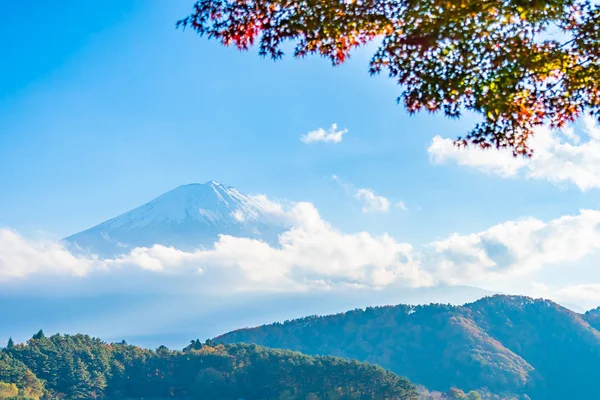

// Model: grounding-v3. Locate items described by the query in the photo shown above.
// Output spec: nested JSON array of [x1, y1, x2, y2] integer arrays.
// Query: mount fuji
[[64, 181, 285, 257]]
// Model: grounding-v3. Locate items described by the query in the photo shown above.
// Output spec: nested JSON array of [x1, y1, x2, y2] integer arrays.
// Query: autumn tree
[[0, 382, 18, 399], [445, 388, 467, 399], [178, 0, 600, 156], [467, 390, 482, 400], [19, 370, 44, 400]]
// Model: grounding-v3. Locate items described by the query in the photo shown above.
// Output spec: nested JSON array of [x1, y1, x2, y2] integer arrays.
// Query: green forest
[[4, 295, 600, 400], [0, 331, 417, 400], [217, 295, 600, 400]]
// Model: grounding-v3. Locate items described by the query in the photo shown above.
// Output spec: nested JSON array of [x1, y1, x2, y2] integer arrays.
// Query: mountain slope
[[467, 295, 600, 399], [1, 332, 418, 400], [64, 181, 285, 257], [216, 302, 533, 395], [583, 306, 600, 330], [215, 294, 600, 399]]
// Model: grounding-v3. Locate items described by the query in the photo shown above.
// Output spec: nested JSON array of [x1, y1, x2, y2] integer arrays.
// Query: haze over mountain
[[0, 285, 495, 351], [0, 180, 506, 351], [32, 181, 579, 353], [64, 181, 285, 257]]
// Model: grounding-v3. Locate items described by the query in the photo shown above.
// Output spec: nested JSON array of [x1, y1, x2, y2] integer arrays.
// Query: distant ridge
[[216, 294, 600, 399]]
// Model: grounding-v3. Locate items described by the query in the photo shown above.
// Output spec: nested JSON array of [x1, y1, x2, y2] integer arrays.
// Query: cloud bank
[[0, 197, 429, 292], [3, 196, 600, 308], [0, 229, 99, 280], [109, 198, 431, 290], [429, 209, 600, 285], [428, 117, 600, 191]]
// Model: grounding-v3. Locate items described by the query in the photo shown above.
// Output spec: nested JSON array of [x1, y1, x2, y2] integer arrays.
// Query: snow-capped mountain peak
[[102, 181, 266, 228], [64, 181, 283, 256]]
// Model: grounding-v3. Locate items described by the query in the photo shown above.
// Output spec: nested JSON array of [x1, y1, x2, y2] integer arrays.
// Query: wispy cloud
[[331, 175, 405, 213], [355, 188, 391, 213], [428, 117, 600, 191], [530, 282, 600, 311], [301, 123, 348, 144], [395, 201, 408, 211]]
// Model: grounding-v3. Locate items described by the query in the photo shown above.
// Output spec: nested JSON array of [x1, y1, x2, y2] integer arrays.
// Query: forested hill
[[0, 332, 417, 400], [216, 295, 600, 400]]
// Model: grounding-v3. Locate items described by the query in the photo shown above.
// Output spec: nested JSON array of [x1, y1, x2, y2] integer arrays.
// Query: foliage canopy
[[0, 332, 417, 399], [179, 0, 600, 156]]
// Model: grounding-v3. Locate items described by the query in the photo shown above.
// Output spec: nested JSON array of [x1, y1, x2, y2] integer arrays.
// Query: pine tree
[[32, 330, 45, 340], [90, 371, 107, 399], [70, 359, 92, 399], [6, 338, 14, 349]]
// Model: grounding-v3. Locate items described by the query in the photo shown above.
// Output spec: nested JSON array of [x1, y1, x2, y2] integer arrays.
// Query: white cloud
[[427, 209, 600, 286], [0, 196, 431, 291], [331, 175, 405, 213], [5, 199, 600, 309], [0, 229, 99, 280], [248, 194, 289, 221], [301, 123, 348, 144], [395, 201, 408, 211], [428, 118, 600, 191], [355, 188, 391, 213], [110, 245, 199, 273], [428, 135, 526, 177], [110, 201, 432, 290], [530, 282, 600, 311]]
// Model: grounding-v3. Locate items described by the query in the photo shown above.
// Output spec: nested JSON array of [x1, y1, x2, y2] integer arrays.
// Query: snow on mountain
[[64, 181, 286, 257]]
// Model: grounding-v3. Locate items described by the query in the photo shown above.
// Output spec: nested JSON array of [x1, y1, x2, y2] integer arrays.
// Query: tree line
[[0, 330, 417, 400]]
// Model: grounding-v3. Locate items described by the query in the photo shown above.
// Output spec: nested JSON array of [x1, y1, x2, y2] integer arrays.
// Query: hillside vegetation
[[217, 295, 600, 400], [0, 332, 417, 400]]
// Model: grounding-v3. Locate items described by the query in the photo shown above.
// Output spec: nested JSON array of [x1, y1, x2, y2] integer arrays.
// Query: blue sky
[[4, 0, 598, 241], [3, 0, 600, 344]]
